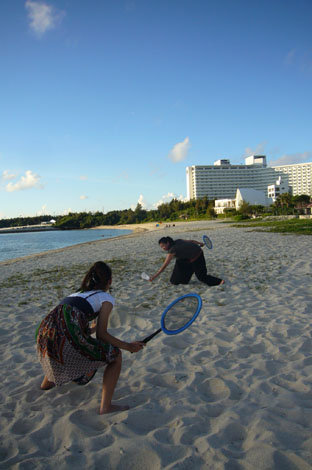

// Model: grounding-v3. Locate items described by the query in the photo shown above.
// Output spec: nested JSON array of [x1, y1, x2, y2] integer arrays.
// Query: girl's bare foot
[[219, 280, 225, 285], [99, 404, 129, 415], [40, 376, 55, 390]]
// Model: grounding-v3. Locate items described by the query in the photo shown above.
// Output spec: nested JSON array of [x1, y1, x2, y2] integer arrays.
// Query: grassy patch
[[0, 257, 160, 299], [230, 218, 312, 235], [0, 259, 129, 291]]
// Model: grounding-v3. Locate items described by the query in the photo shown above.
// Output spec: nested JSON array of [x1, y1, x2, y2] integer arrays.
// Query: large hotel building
[[186, 156, 312, 201]]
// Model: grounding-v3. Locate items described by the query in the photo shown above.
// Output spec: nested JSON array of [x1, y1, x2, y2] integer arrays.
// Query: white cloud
[[130, 192, 187, 211], [153, 192, 187, 209], [80, 195, 88, 200], [62, 208, 72, 215], [269, 151, 312, 167], [130, 194, 147, 210], [6, 170, 43, 192], [168, 137, 191, 163], [2, 170, 16, 181], [25, 0, 65, 37], [244, 142, 267, 157], [79, 175, 88, 181], [37, 204, 48, 215], [137, 194, 147, 208]]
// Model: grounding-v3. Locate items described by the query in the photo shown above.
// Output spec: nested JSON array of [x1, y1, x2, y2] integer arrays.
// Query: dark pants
[[170, 253, 222, 286]]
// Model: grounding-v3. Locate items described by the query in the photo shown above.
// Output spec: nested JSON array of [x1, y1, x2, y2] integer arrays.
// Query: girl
[[36, 261, 144, 414]]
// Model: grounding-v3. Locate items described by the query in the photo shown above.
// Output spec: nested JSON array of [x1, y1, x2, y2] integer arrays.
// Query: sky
[[1, 0, 312, 219]]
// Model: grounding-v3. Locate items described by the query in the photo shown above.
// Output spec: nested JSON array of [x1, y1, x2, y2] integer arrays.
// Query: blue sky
[[1, 0, 311, 218]]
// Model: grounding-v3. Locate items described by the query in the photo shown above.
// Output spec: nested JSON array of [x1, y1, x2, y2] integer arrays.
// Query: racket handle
[[142, 328, 162, 344]]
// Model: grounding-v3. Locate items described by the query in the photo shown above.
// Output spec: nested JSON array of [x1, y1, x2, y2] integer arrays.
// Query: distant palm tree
[[293, 194, 311, 209], [276, 192, 292, 209]]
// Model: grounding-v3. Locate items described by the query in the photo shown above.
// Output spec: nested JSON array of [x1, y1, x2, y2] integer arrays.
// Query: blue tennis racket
[[142, 293, 202, 344], [203, 234, 213, 250]]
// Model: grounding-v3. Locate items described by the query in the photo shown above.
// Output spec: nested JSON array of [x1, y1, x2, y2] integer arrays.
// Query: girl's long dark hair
[[79, 261, 112, 292], [158, 236, 174, 247]]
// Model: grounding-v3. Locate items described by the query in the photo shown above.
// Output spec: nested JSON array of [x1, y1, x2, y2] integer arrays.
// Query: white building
[[235, 188, 272, 209], [214, 198, 236, 215], [186, 157, 312, 201], [272, 162, 312, 196], [214, 188, 272, 214], [186, 156, 278, 201], [267, 176, 289, 202]]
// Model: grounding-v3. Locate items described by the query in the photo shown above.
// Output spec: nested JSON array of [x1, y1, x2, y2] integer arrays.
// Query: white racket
[[141, 272, 150, 281]]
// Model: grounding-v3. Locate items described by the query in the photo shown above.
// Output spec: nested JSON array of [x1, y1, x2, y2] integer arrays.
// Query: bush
[[234, 214, 250, 221]]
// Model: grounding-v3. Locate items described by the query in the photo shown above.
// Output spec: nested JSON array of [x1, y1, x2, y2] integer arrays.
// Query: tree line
[[0, 198, 214, 229], [1, 194, 310, 230]]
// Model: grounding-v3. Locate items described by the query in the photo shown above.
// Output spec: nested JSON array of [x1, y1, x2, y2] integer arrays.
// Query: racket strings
[[163, 297, 199, 332], [203, 235, 212, 249]]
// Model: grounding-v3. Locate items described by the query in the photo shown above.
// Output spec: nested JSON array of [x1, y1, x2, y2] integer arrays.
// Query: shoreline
[[0, 226, 57, 234], [0, 220, 213, 266], [0, 226, 140, 266], [0, 220, 173, 235], [91, 221, 163, 232]]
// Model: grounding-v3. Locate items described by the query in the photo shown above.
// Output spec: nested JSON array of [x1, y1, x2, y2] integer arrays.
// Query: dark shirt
[[168, 239, 201, 260]]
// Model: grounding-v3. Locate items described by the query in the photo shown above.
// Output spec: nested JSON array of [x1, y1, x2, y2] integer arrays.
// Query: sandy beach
[[1, 220, 312, 470]]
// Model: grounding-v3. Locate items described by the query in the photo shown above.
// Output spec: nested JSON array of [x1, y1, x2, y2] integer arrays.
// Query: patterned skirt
[[36, 304, 120, 386]]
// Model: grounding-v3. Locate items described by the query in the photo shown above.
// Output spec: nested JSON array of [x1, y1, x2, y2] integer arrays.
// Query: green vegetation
[[0, 214, 56, 228], [0, 256, 163, 308], [1, 193, 310, 231], [54, 198, 218, 228], [0, 257, 153, 292], [0, 197, 217, 229], [231, 218, 312, 235]]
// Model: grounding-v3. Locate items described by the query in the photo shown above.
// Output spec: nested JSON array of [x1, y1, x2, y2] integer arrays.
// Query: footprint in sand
[[0, 440, 19, 462], [116, 445, 161, 470], [11, 418, 34, 435], [68, 409, 109, 434], [146, 373, 187, 391], [196, 377, 230, 402], [179, 421, 211, 446], [125, 409, 172, 435]]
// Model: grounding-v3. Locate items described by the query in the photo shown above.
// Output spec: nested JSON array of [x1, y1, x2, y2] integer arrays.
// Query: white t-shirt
[[69, 290, 115, 314]]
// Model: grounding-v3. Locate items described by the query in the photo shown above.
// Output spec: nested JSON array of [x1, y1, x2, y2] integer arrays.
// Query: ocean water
[[0, 228, 132, 262]]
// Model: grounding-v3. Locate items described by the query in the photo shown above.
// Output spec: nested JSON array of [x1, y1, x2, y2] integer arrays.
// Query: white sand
[[1, 220, 312, 470]]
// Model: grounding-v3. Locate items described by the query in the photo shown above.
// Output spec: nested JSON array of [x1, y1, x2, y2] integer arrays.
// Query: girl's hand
[[89, 319, 97, 334], [127, 341, 145, 353]]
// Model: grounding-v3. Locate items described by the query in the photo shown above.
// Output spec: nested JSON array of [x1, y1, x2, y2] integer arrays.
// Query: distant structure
[[271, 162, 312, 197], [186, 157, 312, 203], [214, 188, 274, 215], [235, 188, 270, 209], [267, 176, 289, 203], [214, 198, 236, 215]]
